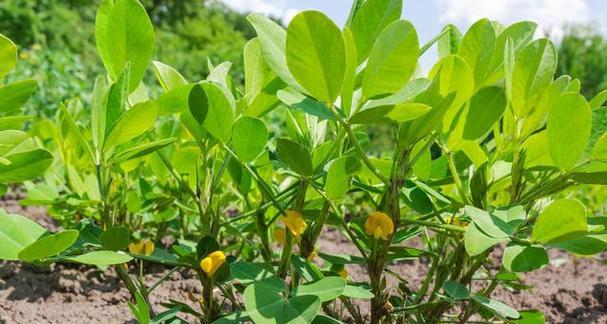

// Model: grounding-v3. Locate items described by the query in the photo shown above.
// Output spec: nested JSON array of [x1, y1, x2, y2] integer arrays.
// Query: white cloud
[[219, 0, 298, 23], [437, 0, 592, 40]]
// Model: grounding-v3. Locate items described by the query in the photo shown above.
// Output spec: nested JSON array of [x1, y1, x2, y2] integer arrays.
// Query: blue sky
[[223, 0, 607, 70]]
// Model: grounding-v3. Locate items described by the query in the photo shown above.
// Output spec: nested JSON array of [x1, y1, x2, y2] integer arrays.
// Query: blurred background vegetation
[[0, 0, 255, 116], [1, 0, 606, 125]]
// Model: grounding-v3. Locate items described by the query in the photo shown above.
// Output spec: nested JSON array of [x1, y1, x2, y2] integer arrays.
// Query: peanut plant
[[1, 0, 607, 323]]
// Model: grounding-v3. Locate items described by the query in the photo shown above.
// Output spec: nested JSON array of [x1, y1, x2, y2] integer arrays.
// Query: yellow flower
[[445, 216, 468, 228], [143, 240, 155, 256], [307, 250, 318, 261], [364, 212, 394, 240], [200, 251, 226, 277], [274, 228, 286, 245], [128, 239, 154, 256], [282, 210, 307, 237], [338, 268, 348, 279]]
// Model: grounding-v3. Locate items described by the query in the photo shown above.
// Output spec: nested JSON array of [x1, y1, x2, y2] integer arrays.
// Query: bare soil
[[0, 199, 606, 323]]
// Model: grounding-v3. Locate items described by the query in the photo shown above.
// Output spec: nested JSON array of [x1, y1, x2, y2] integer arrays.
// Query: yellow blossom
[[128, 239, 155, 256], [307, 250, 318, 261], [364, 212, 394, 240], [200, 251, 226, 277], [282, 210, 307, 237], [274, 228, 286, 245], [143, 240, 155, 256], [445, 216, 468, 228], [338, 268, 348, 279]]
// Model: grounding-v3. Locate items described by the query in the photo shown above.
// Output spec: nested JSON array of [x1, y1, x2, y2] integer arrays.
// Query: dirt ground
[[0, 199, 606, 323]]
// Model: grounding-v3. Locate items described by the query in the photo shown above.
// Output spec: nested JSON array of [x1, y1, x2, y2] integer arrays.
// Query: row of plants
[[1, 0, 607, 323]]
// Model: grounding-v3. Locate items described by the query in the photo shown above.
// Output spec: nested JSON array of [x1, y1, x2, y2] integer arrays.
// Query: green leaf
[[0, 33, 17, 79], [341, 28, 357, 115], [95, 0, 155, 92], [104, 101, 158, 150], [532, 199, 588, 244], [0, 148, 53, 183], [152, 61, 187, 92], [550, 234, 607, 256], [232, 116, 268, 163], [100, 226, 130, 251], [480, 21, 537, 88], [294, 277, 346, 302], [276, 138, 314, 177], [188, 84, 208, 124], [363, 20, 419, 99], [247, 13, 298, 89], [66, 250, 133, 265], [277, 88, 335, 120], [286, 11, 345, 103], [547, 92, 591, 170], [442, 280, 469, 300], [349, 0, 402, 63], [465, 205, 510, 238], [502, 244, 548, 272], [0, 209, 46, 260], [458, 19, 496, 87], [464, 223, 507, 256], [589, 89, 607, 110], [438, 24, 462, 58], [463, 86, 506, 140], [592, 132, 607, 161], [511, 39, 557, 117], [0, 79, 38, 115], [325, 156, 362, 200], [312, 315, 343, 324], [515, 310, 545, 324], [291, 255, 324, 282], [472, 294, 520, 319], [19, 230, 79, 262], [201, 82, 235, 143], [110, 138, 176, 164], [350, 103, 430, 125], [245, 283, 321, 324], [342, 284, 374, 299], [231, 262, 287, 292], [131, 248, 182, 266]]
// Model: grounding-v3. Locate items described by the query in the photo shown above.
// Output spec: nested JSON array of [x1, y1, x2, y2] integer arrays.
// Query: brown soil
[[0, 200, 606, 323]]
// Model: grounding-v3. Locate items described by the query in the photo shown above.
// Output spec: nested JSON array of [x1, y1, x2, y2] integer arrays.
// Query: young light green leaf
[[66, 250, 133, 265], [325, 156, 362, 200], [0, 79, 38, 115], [0, 209, 46, 260], [341, 28, 357, 115], [592, 132, 607, 161], [362, 20, 419, 99], [247, 13, 298, 89], [95, 0, 155, 92], [232, 116, 268, 162], [511, 38, 557, 118], [532, 199, 588, 244], [464, 223, 507, 256], [152, 61, 187, 92], [0, 33, 17, 79], [349, 0, 402, 63], [201, 82, 235, 143], [463, 86, 507, 140], [0, 148, 53, 183], [437, 24, 462, 58], [19, 230, 79, 262], [547, 92, 591, 170], [458, 19, 496, 86], [502, 243, 548, 272], [350, 103, 430, 124], [104, 101, 158, 150], [286, 11, 345, 103]]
